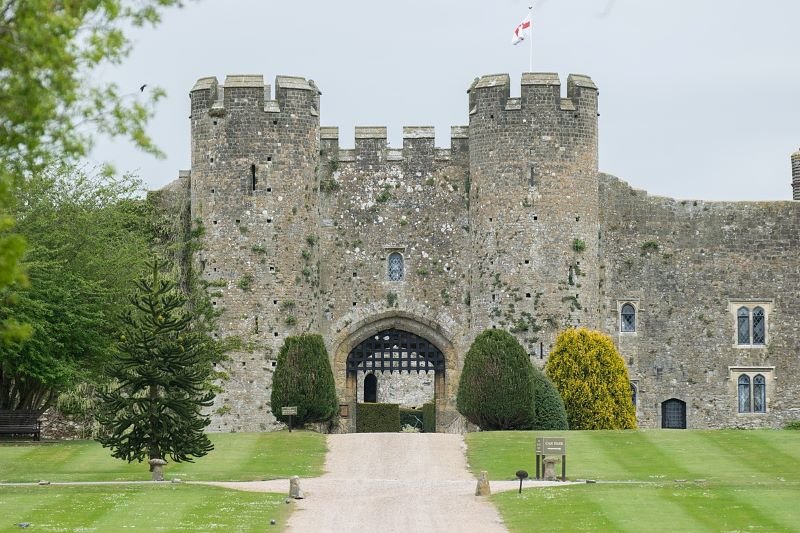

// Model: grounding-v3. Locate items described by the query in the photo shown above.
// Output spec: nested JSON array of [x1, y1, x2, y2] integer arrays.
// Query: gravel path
[[203, 433, 570, 533]]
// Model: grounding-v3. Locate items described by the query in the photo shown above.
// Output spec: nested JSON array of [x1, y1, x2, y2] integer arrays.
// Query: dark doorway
[[364, 373, 377, 403], [661, 398, 687, 429]]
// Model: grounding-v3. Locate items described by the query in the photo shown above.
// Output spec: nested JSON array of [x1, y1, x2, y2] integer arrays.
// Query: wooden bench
[[0, 410, 42, 441]]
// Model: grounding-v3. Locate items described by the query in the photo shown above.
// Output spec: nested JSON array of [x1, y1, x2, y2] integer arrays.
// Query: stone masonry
[[158, 72, 800, 432]]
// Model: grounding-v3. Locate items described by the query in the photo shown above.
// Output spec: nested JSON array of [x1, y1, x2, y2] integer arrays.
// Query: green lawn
[[0, 431, 326, 482], [466, 430, 800, 532], [0, 484, 291, 532]]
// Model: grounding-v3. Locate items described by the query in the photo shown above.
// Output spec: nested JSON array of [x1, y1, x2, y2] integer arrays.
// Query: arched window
[[388, 252, 404, 281], [620, 303, 636, 332], [753, 374, 766, 413], [737, 307, 750, 345], [752, 307, 766, 345], [738, 374, 751, 412]]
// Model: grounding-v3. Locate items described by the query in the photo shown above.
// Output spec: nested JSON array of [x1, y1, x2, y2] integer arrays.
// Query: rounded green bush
[[271, 334, 338, 428], [457, 329, 535, 430], [531, 366, 569, 430]]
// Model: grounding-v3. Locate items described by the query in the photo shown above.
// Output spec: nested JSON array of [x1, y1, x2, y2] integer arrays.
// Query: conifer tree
[[531, 366, 569, 430], [96, 258, 215, 471], [456, 329, 536, 430], [545, 328, 636, 430], [271, 334, 338, 428]]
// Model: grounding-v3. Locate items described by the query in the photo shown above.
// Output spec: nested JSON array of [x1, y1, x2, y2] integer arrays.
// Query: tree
[[531, 366, 569, 430], [0, 166, 152, 410], [456, 329, 536, 430], [96, 258, 216, 471], [545, 328, 637, 430], [0, 0, 182, 342], [271, 334, 337, 428]]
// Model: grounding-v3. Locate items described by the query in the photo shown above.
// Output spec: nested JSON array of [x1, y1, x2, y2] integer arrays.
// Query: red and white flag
[[512, 13, 532, 45]]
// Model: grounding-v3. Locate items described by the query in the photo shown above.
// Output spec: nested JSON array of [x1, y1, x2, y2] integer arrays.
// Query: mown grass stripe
[[0, 484, 290, 532], [583, 430, 695, 481], [0, 431, 327, 482], [695, 430, 800, 482]]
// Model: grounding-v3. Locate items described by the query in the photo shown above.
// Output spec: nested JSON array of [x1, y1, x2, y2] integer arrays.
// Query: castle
[[157, 72, 800, 432]]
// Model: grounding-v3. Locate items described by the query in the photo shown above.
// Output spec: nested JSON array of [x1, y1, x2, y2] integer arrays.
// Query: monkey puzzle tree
[[545, 328, 636, 430], [457, 329, 536, 430], [96, 258, 216, 474], [271, 334, 338, 428]]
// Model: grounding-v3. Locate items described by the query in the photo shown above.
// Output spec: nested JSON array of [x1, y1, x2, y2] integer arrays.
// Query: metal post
[[288, 414, 292, 433], [562, 455, 566, 481]]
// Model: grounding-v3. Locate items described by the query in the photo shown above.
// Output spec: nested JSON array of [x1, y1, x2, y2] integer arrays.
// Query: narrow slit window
[[251, 164, 257, 191]]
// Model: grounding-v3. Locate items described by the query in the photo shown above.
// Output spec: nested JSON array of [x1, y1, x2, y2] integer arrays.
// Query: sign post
[[282, 406, 298, 432], [535, 436, 567, 481]]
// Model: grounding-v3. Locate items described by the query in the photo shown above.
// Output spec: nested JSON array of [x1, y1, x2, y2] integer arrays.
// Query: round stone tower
[[189, 75, 322, 430], [792, 147, 800, 201], [466, 73, 600, 357]]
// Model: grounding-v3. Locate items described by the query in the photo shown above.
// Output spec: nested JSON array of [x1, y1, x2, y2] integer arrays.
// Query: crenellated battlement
[[468, 72, 597, 117], [189, 74, 319, 118], [318, 125, 470, 167]]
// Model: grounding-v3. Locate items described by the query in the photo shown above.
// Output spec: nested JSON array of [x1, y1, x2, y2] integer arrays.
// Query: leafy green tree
[[531, 366, 569, 430], [271, 334, 338, 428], [0, 0, 182, 344], [0, 167, 151, 410], [545, 328, 637, 430], [96, 258, 216, 470], [457, 329, 536, 430]]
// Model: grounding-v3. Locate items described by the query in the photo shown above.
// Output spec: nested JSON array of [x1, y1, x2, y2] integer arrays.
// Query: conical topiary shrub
[[456, 329, 535, 430], [271, 334, 338, 428]]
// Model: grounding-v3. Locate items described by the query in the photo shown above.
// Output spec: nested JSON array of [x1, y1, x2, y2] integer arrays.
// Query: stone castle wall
[[598, 175, 800, 427], [160, 71, 799, 432]]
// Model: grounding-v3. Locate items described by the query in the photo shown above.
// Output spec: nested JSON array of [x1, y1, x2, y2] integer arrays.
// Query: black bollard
[[516, 470, 529, 494]]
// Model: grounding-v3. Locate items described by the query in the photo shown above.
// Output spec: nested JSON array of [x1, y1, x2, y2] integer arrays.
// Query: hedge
[[422, 402, 435, 433], [357, 403, 400, 433]]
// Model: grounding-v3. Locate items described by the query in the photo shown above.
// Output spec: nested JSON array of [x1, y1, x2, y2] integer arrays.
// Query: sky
[[93, 0, 800, 201]]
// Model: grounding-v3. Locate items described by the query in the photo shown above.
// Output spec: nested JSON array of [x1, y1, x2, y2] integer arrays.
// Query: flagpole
[[528, 4, 533, 72]]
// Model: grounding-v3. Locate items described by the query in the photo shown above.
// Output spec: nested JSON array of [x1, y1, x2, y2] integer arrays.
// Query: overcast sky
[[93, 0, 800, 201]]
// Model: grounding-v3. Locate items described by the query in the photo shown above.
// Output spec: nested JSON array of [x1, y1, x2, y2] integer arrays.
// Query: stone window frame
[[728, 301, 772, 348], [617, 299, 639, 336], [630, 380, 639, 409], [384, 245, 406, 282], [729, 366, 774, 415]]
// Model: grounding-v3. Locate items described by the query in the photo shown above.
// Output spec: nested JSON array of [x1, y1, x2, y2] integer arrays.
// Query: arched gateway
[[331, 313, 459, 433]]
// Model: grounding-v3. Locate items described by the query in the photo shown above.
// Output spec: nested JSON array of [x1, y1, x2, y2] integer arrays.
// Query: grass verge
[[0, 484, 291, 532], [0, 431, 326, 482], [466, 430, 800, 532]]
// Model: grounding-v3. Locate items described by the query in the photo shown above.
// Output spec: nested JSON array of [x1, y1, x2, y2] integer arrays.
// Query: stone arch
[[330, 311, 460, 432]]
